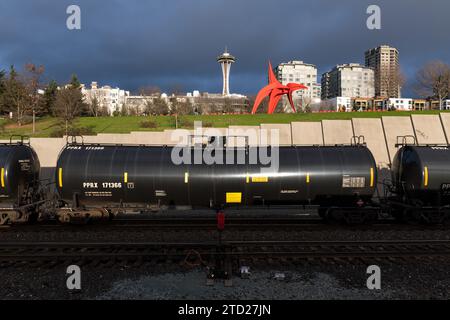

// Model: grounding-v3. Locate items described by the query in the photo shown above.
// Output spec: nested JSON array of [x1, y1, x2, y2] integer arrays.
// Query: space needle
[[217, 48, 236, 96]]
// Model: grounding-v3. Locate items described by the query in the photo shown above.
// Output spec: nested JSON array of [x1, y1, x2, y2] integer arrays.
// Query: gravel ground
[[1, 209, 450, 300], [0, 262, 449, 299]]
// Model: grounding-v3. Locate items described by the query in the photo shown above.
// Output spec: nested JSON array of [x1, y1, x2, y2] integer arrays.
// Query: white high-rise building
[[82, 81, 130, 115], [217, 48, 236, 96], [274, 60, 321, 103], [321, 63, 375, 100]]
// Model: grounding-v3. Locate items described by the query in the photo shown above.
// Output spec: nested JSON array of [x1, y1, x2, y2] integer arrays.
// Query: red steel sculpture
[[252, 62, 308, 114]]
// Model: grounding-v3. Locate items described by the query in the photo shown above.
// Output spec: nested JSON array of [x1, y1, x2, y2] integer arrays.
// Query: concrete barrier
[[130, 131, 170, 145], [227, 126, 260, 147], [81, 134, 133, 144], [381, 116, 415, 162], [291, 122, 324, 146], [163, 129, 194, 146], [30, 138, 66, 168], [30, 137, 66, 180], [260, 124, 292, 146], [322, 120, 354, 145], [411, 114, 447, 145], [352, 118, 390, 168], [439, 113, 450, 143], [5, 114, 448, 183]]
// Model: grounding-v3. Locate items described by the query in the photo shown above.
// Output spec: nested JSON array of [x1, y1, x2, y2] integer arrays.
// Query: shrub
[[140, 120, 157, 129], [49, 126, 96, 137], [179, 118, 193, 128]]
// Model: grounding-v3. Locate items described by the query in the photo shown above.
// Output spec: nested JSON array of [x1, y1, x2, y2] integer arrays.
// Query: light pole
[[32, 109, 36, 134]]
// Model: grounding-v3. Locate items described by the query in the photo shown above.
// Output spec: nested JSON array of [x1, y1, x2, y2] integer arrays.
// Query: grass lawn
[[0, 110, 449, 138]]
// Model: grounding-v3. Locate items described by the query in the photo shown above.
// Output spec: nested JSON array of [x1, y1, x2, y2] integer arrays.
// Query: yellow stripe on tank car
[[226, 192, 242, 203], [246, 172, 250, 184], [370, 168, 374, 187], [306, 173, 310, 184], [58, 168, 63, 188], [124, 172, 128, 183], [1, 168, 4, 188], [252, 176, 269, 183], [424, 166, 429, 187], [184, 172, 189, 184]]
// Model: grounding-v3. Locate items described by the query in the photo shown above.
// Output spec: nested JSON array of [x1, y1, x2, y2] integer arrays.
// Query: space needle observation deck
[[217, 48, 236, 96]]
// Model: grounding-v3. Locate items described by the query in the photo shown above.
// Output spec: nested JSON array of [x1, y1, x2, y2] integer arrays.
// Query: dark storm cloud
[[0, 0, 449, 96]]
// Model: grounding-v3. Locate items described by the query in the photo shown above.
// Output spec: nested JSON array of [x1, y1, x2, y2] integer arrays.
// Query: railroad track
[[1, 216, 447, 233], [1, 239, 450, 267]]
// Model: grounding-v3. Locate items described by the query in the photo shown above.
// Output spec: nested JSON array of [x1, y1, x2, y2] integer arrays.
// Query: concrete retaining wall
[[381, 116, 415, 163], [322, 120, 354, 145], [411, 115, 447, 145], [227, 126, 260, 147], [291, 122, 324, 146], [3, 113, 449, 180], [352, 118, 390, 168], [259, 124, 292, 146], [439, 113, 450, 143]]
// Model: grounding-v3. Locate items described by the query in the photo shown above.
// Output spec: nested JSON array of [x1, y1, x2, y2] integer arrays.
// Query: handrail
[[9, 135, 30, 145]]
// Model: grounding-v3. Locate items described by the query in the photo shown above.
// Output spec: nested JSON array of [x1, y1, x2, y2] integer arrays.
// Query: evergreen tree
[[69, 74, 81, 89], [38, 80, 58, 116], [0, 69, 6, 112]]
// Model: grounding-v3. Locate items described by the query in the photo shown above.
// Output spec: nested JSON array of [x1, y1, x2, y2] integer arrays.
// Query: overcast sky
[[0, 0, 449, 96]]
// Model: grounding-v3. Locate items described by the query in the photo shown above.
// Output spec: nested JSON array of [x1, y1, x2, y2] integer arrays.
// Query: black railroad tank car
[[0, 141, 41, 224], [56, 143, 377, 214], [392, 145, 450, 206]]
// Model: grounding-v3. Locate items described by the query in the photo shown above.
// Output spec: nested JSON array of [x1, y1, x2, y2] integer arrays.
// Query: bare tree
[[170, 98, 192, 115], [379, 66, 406, 98], [169, 84, 185, 96], [248, 95, 269, 114], [2, 66, 31, 125], [120, 103, 128, 116], [415, 60, 450, 110], [139, 86, 161, 96], [89, 96, 100, 117], [144, 98, 168, 116], [23, 63, 45, 120], [53, 85, 86, 135], [222, 98, 234, 114]]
